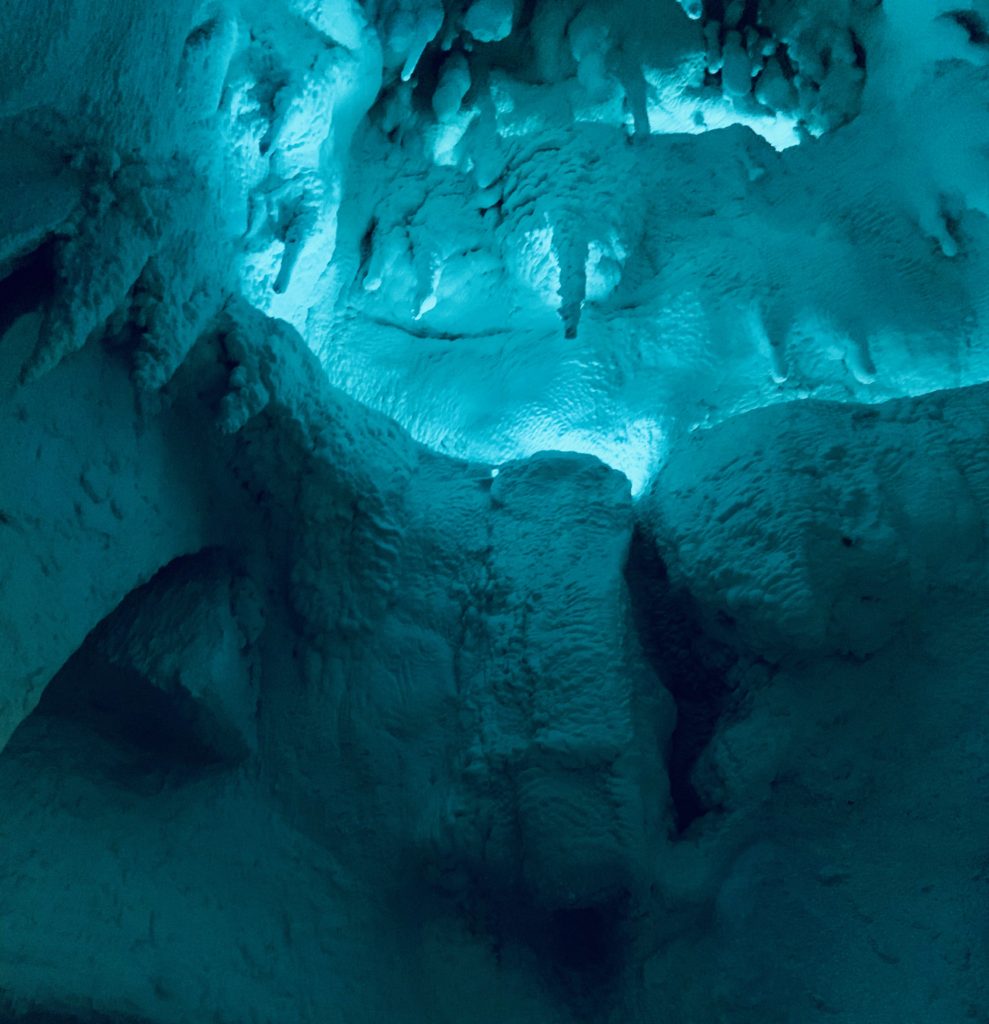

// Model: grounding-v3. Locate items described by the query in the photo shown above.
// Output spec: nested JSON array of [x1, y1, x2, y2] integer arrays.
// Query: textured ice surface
[[3, 0, 989, 1022], [8, 0, 989, 488]]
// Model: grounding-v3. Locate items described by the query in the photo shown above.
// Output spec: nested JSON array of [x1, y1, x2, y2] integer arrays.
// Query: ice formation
[[2, 0, 989, 1021]]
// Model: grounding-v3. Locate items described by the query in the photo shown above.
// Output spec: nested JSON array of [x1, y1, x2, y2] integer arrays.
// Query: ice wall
[[0, 296, 672, 1024], [2, 0, 989, 1022], [314, 0, 989, 488], [6, 0, 989, 490]]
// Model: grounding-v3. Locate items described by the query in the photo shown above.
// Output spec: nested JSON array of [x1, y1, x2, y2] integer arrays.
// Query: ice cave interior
[[2, 1, 989, 1022]]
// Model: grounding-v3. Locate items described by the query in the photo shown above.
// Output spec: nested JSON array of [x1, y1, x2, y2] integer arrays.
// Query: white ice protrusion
[[704, 21, 724, 73], [551, 221, 589, 339], [677, 0, 704, 21], [413, 253, 443, 320], [432, 54, 471, 124], [755, 55, 798, 111], [398, 6, 444, 81], [463, 0, 514, 43], [846, 335, 877, 385], [744, 305, 788, 385], [721, 31, 753, 98]]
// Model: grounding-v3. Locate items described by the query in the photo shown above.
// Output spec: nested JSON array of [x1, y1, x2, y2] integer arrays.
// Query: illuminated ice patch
[[498, 415, 665, 497], [585, 235, 627, 303], [513, 222, 563, 309], [645, 59, 801, 151]]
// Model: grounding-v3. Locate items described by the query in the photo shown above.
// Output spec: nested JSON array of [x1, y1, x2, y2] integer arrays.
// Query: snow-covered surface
[[2, 0, 989, 1021], [643, 385, 989, 660]]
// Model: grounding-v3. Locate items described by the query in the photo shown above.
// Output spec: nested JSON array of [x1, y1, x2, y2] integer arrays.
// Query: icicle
[[400, 9, 444, 82], [553, 227, 588, 340], [746, 305, 788, 384], [705, 21, 724, 74], [413, 253, 443, 321], [847, 335, 876, 384]]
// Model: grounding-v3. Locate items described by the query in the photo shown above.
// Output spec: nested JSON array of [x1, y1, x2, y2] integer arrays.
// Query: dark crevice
[[775, 42, 798, 82], [355, 215, 378, 287], [35, 658, 227, 774], [0, 239, 58, 340], [414, 856, 631, 1018], [625, 525, 735, 834], [366, 315, 511, 342], [6, 549, 249, 789], [515, 0, 539, 35], [944, 9, 989, 45], [548, 904, 622, 975], [182, 17, 221, 53], [851, 30, 868, 71], [478, 885, 629, 1014], [735, 0, 763, 35], [703, 0, 726, 24], [409, 40, 453, 112]]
